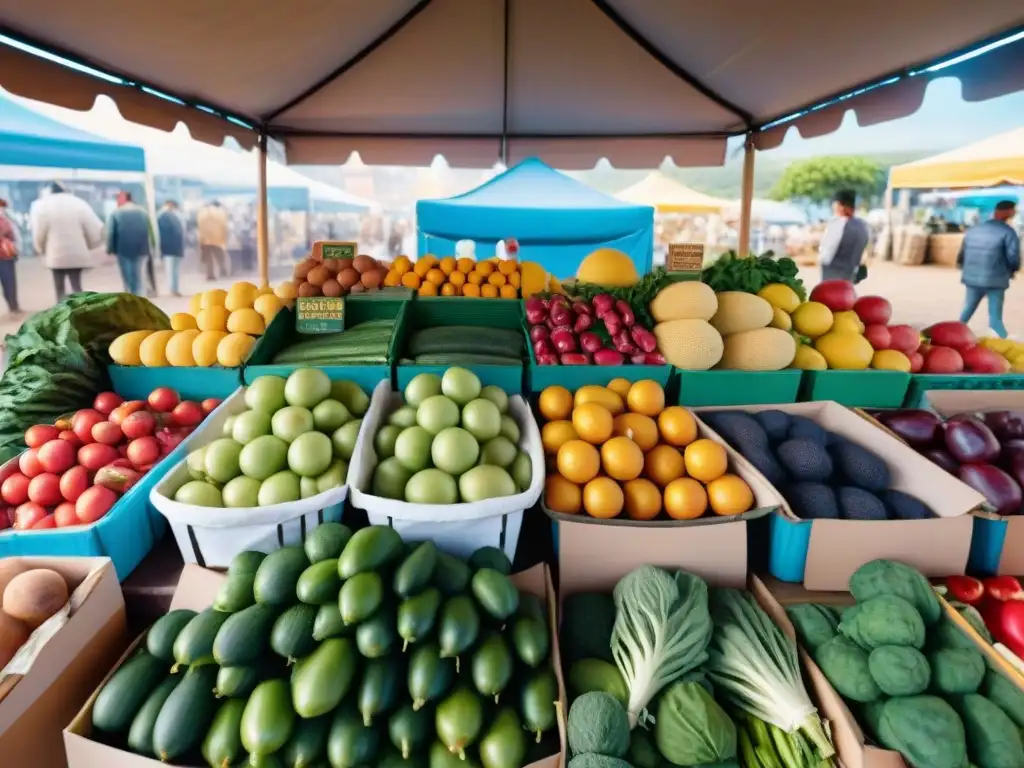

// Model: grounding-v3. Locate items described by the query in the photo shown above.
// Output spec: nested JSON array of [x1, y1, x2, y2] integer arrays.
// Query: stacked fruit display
[[366, 369, 532, 504], [702, 409, 934, 521], [383, 255, 538, 299], [0, 388, 216, 530], [917, 322, 1013, 374], [165, 369, 366, 509], [88, 524, 560, 768], [0, 562, 71, 667], [109, 282, 284, 369], [525, 295, 664, 367], [292, 254, 391, 298], [540, 379, 755, 520], [978, 336, 1024, 373]]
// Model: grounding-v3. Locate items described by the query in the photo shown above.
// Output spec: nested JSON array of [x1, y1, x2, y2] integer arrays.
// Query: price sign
[[667, 243, 705, 274], [296, 297, 345, 334], [313, 241, 358, 262]]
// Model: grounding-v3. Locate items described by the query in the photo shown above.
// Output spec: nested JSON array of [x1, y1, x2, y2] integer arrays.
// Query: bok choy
[[706, 588, 835, 761], [611, 565, 713, 728]]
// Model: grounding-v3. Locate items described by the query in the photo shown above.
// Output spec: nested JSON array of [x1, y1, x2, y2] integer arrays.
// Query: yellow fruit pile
[[979, 337, 1024, 372], [109, 282, 282, 368], [383, 255, 522, 298], [539, 379, 754, 521]]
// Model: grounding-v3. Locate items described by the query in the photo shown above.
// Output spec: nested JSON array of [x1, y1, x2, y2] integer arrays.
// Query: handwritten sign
[[312, 241, 358, 262], [296, 297, 345, 334], [667, 243, 705, 274]]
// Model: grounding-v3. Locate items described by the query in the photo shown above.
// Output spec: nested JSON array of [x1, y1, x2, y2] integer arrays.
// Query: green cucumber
[[339, 571, 384, 625], [327, 706, 380, 768], [398, 588, 441, 651], [241, 679, 295, 757], [296, 559, 342, 605], [213, 603, 277, 666], [146, 609, 197, 664], [357, 657, 400, 727], [388, 704, 432, 759], [253, 547, 310, 606], [172, 608, 232, 670], [92, 650, 168, 733], [467, 546, 511, 575], [337, 526, 404, 578], [271, 604, 318, 662], [435, 688, 484, 760], [304, 522, 353, 564], [408, 643, 455, 711], [520, 668, 558, 741], [152, 663, 219, 762], [431, 552, 471, 596], [511, 616, 550, 668], [438, 596, 480, 665], [126, 675, 180, 756], [471, 635, 513, 703], [291, 638, 358, 719], [430, 739, 478, 768], [516, 594, 546, 622], [313, 603, 353, 641], [393, 541, 437, 598], [202, 698, 245, 768], [214, 551, 267, 612], [478, 708, 526, 768], [470, 569, 519, 622], [282, 714, 331, 768], [214, 665, 262, 699], [356, 602, 397, 658], [248, 754, 286, 768]]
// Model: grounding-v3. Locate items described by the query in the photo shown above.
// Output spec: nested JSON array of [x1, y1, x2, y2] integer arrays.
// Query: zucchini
[[271, 604, 319, 662], [313, 603, 353, 641], [282, 714, 331, 768], [215, 665, 262, 699], [202, 698, 246, 768], [92, 650, 168, 733], [253, 547, 310, 606], [357, 658, 400, 727], [152, 663, 219, 762], [241, 679, 296, 757], [304, 522, 353, 564], [213, 603, 278, 666], [214, 551, 267, 612], [172, 608, 232, 670], [292, 638, 358, 719], [412, 354, 521, 366], [407, 326, 522, 358], [126, 675, 181, 756], [146, 609, 197, 664], [296, 559, 342, 605]]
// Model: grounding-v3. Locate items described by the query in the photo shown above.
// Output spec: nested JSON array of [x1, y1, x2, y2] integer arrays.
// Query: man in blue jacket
[[157, 200, 185, 297], [107, 191, 154, 296], [959, 200, 1020, 338]]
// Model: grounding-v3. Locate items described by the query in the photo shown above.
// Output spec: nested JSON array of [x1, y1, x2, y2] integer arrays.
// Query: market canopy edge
[[1, 0, 1023, 169]]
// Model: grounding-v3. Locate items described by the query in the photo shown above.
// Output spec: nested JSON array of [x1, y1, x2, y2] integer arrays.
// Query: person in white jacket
[[30, 182, 104, 302]]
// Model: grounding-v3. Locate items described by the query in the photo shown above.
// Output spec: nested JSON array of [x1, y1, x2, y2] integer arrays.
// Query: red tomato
[[72, 409, 105, 444], [78, 443, 120, 472], [148, 387, 181, 414], [93, 392, 125, 415], [13, 502, 47, 530], [28, 473, 62, 507], [121, 411, 157, 440], [31, 513, 57, 530], [24, 424, 60, 449], [201, 398, 222, 415], [91, 421, 124, 446], [127, 436, 161, 468], [76, 486, 118, 524], [54, 502, 80, 528], [37, 439, 76, 474], [19, 448, 43, 478], [170, 401, 204, 428], [1, 473, 30, 506], [58, 430, 82, 448], [59, 465, 91, 503]]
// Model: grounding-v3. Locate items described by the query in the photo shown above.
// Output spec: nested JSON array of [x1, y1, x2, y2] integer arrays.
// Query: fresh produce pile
[[942, 574, 1024, 671], [525, 295, 664, 367], [540, 380, 754, 520], [977, 336, 1024, 373], [0, 561, 71, 668], [366, 369, 532, 504], [166, 369, 367, 509], [399, 327, 525, 368], [271, 319, 398, 367], [788, 559, 1024, 768], [869, 408, 1024, 516], [293, 254, 390, 298], [702, 409, 935, 520], [384, 254, 546, 299], [912, 322, 1013, 375], [0, 292, 170, 463], [562, 564, 835, 768], [89, 524, 561, 768], [109, 282, 284, 369], [0, 387, 216, 531]]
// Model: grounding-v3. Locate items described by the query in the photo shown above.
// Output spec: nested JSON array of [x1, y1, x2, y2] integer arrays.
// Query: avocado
[[776, 438, 833, 482], [702, 412, 769, 450], [830, 442, 891, 492], [786, 483, 839, 520], [837, 487, 889, 520], [753, 410, 791, 442], [741, 445, 787, 487], [882, 490, 933, 520], [788, 415, 828, 445]]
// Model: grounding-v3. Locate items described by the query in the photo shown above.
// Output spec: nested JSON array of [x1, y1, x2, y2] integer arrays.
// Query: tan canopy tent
[[615, 172, 728, 214], [2, 0, 1022, 279], [889, 126, 1024, 189]]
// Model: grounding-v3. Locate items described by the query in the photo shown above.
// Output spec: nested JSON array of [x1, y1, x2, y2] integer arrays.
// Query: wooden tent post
[[257, 132, 270, 286], [738, 133, 756, 256]]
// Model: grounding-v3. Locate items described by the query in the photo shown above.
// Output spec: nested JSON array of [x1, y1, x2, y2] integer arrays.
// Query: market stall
[[615, 171, 729, 214]]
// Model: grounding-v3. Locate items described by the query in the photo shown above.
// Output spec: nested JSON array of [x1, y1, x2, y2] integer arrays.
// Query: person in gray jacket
[[818, 189, 870, 282], [958, 200, 1020, 338], [107, 191, 154, 296]]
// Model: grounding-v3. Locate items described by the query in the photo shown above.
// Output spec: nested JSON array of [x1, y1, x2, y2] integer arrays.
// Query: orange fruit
[[457, 257, 475, 274], [475, 261, 495, 276], [572, 403, 614, 444], [600, 436, 644, 481], [441, 282, 459, 296], [557, 440, 601, 484], [644, 444, 685, 487], [426, 268, 446, 286], [414, 257, 436, 277], [498, 260, 518, 276], [613, 413, 659, 452], [607, 378, 632, 399], [623, 478, 662, 521], [449, 271, 467, 287], [707, 474, 754, 516], [488, 272, 506, 287], [583, 477, 624, 519], [418, 282, 439, 296], [541, 420, 578, 454], [574, 385, 624, 415], [393, 256, 412, 275], [468, 272, 484, 286], [664, 478, 708, 520], [626, 380, 665, 417], [658, 406, 698, 447], [539, 386, 573, 421], [462, 284, 481, 297], [508, 271, 521, 289], [545, 475, 582, 515], [481, 284, 499, 298], [500, 284, 518, 299], [401, 272, 421, 290], [383, 270, 401, 287], [684, 439, 728, 483], [439, 256, 457, 275]]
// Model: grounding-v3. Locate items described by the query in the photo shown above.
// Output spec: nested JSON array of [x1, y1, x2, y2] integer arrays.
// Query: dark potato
[[958, 464, 1022, 516], [879, 410, 940, 447], [944, 416, 1000, 465]]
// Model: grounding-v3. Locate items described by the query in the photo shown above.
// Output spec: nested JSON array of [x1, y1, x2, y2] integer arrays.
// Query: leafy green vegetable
[[567, 692, 630, 758], [877, 696, 968, 768], [610, 566, 712, 728], [848, 559, 942, 626], [700, 252, 806, 301], [654, 681, 736, 766]]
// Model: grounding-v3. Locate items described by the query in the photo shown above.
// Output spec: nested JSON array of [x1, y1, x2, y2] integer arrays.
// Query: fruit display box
[[63, 561, 568, 768], [697, 402, 985, 590], [150, 387, 347, 568], [904, 373, 1024, 408], [108, 364, 244, 402], [798, 370, 911, 409], [349, 381, 544, 563], [676, 369, 804, 407]]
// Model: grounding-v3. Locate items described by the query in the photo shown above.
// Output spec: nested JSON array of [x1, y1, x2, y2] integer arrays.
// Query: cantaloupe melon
[[709, 292, 774, 336], [576, 248, 639, 288], [718, 328, 797, 371], [3, 569, 69, 629], [649, 281, 718, 322], [653, 320, 724, 370]]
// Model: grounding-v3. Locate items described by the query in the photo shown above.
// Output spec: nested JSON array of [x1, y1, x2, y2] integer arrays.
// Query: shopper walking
[[30, 181, 104, 302], [818, 189, 870, 282], [157, 200, 185, 297], [197, 200, 230, 281], [958, 200, 1020, 339], [0, 199, 21, 316], [107, 191, 153, 297]]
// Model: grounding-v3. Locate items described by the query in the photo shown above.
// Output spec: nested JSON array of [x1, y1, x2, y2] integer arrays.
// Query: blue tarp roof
[[417, 158, 654, 243], [0, 94, 146, 172]]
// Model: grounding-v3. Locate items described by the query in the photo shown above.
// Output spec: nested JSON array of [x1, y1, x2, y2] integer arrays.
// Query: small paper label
[[667, 243, 705, 273], [313, 241, 358, 261], [296, 297, 345, 334]]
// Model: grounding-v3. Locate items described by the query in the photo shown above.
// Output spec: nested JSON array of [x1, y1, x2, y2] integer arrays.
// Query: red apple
[[18, 449, 43, 479], [121, 411, 157, 440], [810, 280, 857, 312], [1, 473, 30, 506], [887, 324, 922, 355], [13, 502, 47, 530], [148, 387, 181, 414], [925, 321, 976, 352], [54, 502, 80, 528], [27, 473, 62, 506], [908, 351, 924, 373], [127, 437, 161, 468], [962, 345, 1011, 374], [91, 421, 123, 446], [201, 398, 222, 415], [170, 401, 204, 428], [24, 424, 60, 449], [864, 324, 891, 351], [59, 465, 91, 503], [36, 439, 76, 474], [853, 295, 892, 326], [923, 345, 964, 374], [93, 392, 125, 415], [72, 409, 105, 444]]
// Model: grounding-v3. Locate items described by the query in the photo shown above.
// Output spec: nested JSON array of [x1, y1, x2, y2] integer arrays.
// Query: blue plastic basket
[[968, 515, 1006, 575], [767, 510, 813, 582], [109, 365, 243, 401]]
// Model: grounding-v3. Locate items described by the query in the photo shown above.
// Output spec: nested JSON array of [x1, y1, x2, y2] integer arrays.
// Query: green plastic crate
[[799, 370, 911, 408], [904, 373, 1024, 407], [676, 369, 803, 406]]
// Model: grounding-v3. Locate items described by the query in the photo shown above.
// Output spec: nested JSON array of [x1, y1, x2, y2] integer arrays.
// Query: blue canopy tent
[[416, 158, 654, 277], [0, 93, 145, 172]]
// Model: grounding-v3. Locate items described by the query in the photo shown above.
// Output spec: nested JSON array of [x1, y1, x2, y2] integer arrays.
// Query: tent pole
[[257, 132, 270, 286], [738, 133, 756, 256]]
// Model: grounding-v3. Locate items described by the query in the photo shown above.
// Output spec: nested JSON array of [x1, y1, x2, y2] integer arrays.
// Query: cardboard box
[[697, 402, 985, 590], [0, 557, 126, 768], [549, 412, 784, 589], [65, 563, 568, 768]]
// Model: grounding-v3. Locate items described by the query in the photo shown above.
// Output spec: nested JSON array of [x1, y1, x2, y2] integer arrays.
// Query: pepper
[[983, 599, 1024, 660], [946, 575, 985, 605], [984, 576, 1024, 602]]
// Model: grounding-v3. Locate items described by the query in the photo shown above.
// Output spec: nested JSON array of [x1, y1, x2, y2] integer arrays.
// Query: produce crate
[[904, 372, 1024, 407], [108, 364, 242, 401], [243, 293, 409, 391], [676, 370, 802, 407], [395, 297, 525, 394], [798, 370, 911, 408]]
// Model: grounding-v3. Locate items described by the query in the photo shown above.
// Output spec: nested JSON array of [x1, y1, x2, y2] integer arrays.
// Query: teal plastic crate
[[676, 370, 803, 406], [904, 373, 1024, 407], [799, 370, 911, 408], [108, 364, 243, 401]]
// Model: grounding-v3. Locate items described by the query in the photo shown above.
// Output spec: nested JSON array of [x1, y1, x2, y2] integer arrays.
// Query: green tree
[[769, 156, 885, 204]]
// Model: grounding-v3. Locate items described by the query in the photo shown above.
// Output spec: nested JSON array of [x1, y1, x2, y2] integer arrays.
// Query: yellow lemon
[[225, 281, 259, 312], [227, 308, 266, 336], [109, 330, 153, 366], [217, 332, 256, 368], [187, 292, 203, 316], [832, 310, 865, 335], [170, 312, 197, 331], [197, 305, 230, 332], [254, 284, 273, 299], [192, 331, 229, 367], [138, 330, 176, 367], [871, 349, 911, 372], [275, 281, 298, 304], [757, 283, 801, 313], [254, 293, 284, 326], [165, 330, 201, 367], [790, 345, 827, 371], [814, 331, 874, 370], [791, 301, 834, 338], [201, 288, 228, 309], [769, 306, 792, 331]]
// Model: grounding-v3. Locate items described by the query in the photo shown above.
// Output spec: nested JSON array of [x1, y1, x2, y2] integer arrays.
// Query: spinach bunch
[[701, 252, 806, 301]]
